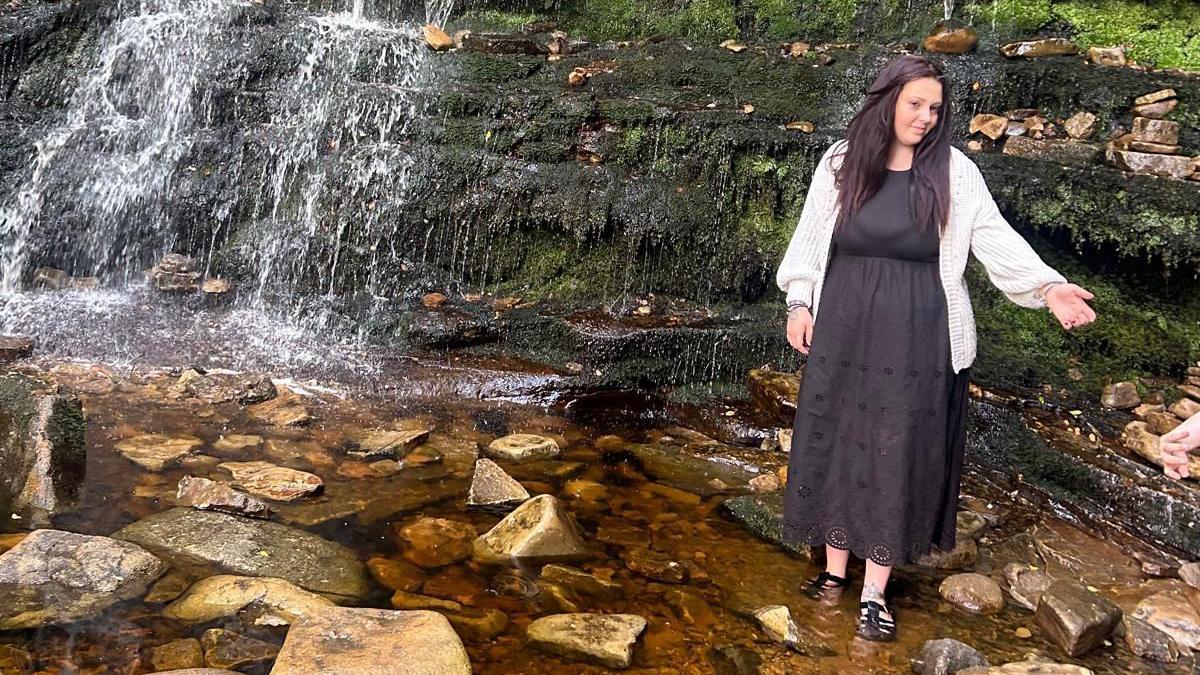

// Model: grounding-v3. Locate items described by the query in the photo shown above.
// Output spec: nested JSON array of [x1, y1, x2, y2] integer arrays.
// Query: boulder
[[1100, 381, 1140, 409], [1107, 149, 1195, 179], [747, 369, 800, 423], [115, 434, 203, 471], [939, 573, 1005, 614], [527, 613, 647, 668], [199, 628, 277, 671], [0, 374, 86, 517], [473, 494, 591, 565], [1003, 563, 1054, 611], [1123, 615, 1182, 663], [217, 461, 322, 501], [913, 638, 988, 675], [751, 605, 835, 656], [396, 517, 476, 568], [467, 458, 529, 509], [176, 476, 271, 518], [148, 254, 201, 292], [1033, 580, 1122, 656], [1132, 588, 1200, 650], [184, 372, 276, 405], [0, 335, 33, 362], [923, 20, 976, 54], [270, 607, 471, 674], [164, 575, 335, 626], [0, 529, 165, 629], [999, 38, 1077, 58], [113, 508, 370, 601], [150, 638, 205, 671], [484, 433, 560, 461]]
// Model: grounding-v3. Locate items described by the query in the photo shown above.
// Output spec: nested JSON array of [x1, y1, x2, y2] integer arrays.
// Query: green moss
[[456, 53, 543, 84], [744, 0, 801, 40], [792, 0, 860, 39], [451, 9, 547, 32], [965, 0, 1052, 31], [1051, 0, 1200, 70], [558, 0, 738, 42]]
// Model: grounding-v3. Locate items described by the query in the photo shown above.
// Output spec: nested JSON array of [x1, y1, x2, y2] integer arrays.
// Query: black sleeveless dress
[[782, 168, 971, 566]]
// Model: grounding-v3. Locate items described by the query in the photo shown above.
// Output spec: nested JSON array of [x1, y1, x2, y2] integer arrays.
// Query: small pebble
[[1015, 627, 1032, 638]]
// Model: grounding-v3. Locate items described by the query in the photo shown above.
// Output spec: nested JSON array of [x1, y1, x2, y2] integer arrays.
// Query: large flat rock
[[0, 529, 165, 629], [269, 606, 471, 674], [113, 508, 369, 601]]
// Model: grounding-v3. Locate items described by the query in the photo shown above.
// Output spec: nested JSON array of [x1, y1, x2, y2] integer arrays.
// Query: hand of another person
[[1161, 412, 1200, 480], [1045, 283, 1096, 331], [786, 307, 814, 355]]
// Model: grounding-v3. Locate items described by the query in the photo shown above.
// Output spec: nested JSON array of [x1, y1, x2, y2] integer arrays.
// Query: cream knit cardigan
[[776, 140, 1067, 374]]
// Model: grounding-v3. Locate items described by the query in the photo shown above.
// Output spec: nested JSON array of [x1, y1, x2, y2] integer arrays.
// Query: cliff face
[[0, 0, 1197, 394]]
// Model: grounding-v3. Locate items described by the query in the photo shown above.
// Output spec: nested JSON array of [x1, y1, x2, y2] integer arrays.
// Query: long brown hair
[[832, 54, 953, 233]]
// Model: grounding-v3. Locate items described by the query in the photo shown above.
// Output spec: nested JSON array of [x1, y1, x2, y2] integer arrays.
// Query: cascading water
[[0, 0, 453, 375]]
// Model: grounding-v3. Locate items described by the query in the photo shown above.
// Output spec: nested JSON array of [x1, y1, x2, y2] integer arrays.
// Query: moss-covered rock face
[[0, 374, 87, 517]]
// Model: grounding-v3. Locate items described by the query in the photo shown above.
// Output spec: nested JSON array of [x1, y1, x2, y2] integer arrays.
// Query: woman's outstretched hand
[[1045, 283, 1096, 331], [1161, 412, 1200, 480], [786, 307, 814, 355]]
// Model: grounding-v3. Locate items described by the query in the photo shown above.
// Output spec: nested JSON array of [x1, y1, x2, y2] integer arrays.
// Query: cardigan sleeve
[[775, 140, 844, 305], [963, 158, 1067, 309]]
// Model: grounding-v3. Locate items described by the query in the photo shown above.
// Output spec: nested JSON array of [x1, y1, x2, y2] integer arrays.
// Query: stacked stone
[[1119, 362, 1200, 479], [1106, 89, 1199, 181]]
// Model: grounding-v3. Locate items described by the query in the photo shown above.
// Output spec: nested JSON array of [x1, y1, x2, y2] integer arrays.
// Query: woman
[[775, 54, 1097, 642]]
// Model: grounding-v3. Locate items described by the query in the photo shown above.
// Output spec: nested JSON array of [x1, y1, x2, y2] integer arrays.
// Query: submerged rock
[[217, 461, 323, 501], [1033, 580, 1121, 656], [199, 628, 277, 671], [184, 372, 276, 405], [0, 335, 33, 362], [0, 529, 165, 629], [1123, 615, 1182, 663], [176, 476, 271, 518], [270, 607, 471, 674], [939, 573, 1005, 614], [473, 494, 591, 565], [151, 638, 205, 671], [396, 516, 476, 568], [113, 507, 369, 601], [467, 458, 529, 509], [1132, 588, 1200, 650], [346, 428, 431, 459], [913, 638, 988, 675], [751, 605, 835, 656], [1003, 563, 1054, 611], [246, 389, 311, 427], [164, 575, 335, 626], [0, 374, 86, 517], [527, 613, 647, 668], [485, 433, 560, 461], [539, 564, 622, 600], [444, 607, 509, 641], [115, 434, 203, 471]]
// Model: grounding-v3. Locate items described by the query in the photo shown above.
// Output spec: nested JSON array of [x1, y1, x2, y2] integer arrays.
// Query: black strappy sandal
[[803, 571, 850, 599], [856, 600, 897, 642]]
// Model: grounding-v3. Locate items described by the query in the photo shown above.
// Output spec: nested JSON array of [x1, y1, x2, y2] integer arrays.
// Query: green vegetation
[[557, 0, 738, 42]]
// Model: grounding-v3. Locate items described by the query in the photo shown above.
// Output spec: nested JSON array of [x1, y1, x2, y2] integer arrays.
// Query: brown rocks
[[163, 575, 335, 626], [750, 605, 835, 656], [246, 389, 310, 427], [1180, 561, 1200, 589], [1033, 580, 1122, 656], [1062, 111, 1096, 140], [1123, 421, 1200, 477], [747, 368, 800, 423], [748, 473, 780, 492], [270, 607, 471, 674], [199, 629, 277, 671], [1145, 411, 1181, 435], [940, 573, 1005, 614], [422, 292, 447, 307], [484, 433, 560, 461], [396, 517, 476, 568], [473, 494, 591, 565], [527, 613, 647, 668], [115, 434, 204, 471], [917, 537, 977, 570], [151, 638, 205, 671], [923, 20, 977, 54], [913, 638, 989, 675], [970, 114, 1008, 140], [1135, 88, 1176, 106], [367, 555, 425, 592], [719, 39, 747, 53], [1179, 383, 1200, 402], [1132, 588, 1200, 650], [217, 461, 322, 501], [1171, 397, 1200, 420], [1004, 563, 1054, 611], [1100, 381, 1140, 409], [444, 607, 509, 641], [176, 476, 271, 518], [785, 120, 815, 133], [467, 458, 529, 509], [0, 335, 33, 362], [1001, 136, 1099, 165], [148, 254, 201, 292], [540, 564, 622, 600], [345, 427, 431, 460], [1000, 38, 1077, 59], [1133, 99, 1178, 119], [1087, 46, 1125, 67], [423, 24, 454, 51], [0, 374, 86, 516], [1132, 117, 1180, 146], [201, 278, 232, 296], [390, 590, 461, 611], [211, 434, 262, 455], [1123, 615, 1182, 662], [183, 372, 276, 405], [624, 548, 689, 583]]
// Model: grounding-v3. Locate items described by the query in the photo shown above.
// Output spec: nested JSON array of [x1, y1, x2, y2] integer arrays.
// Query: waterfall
[[944, 0, 954, 20]]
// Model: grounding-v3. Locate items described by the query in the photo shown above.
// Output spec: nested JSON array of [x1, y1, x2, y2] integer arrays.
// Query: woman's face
[[892, 76, 942, 147]]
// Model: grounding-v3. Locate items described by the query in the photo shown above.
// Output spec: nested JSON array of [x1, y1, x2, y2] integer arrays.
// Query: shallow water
[[0, 360, 1193, 674]]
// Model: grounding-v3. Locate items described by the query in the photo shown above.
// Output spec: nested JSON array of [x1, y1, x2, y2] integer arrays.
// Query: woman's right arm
[[775, 140, 844, 308]]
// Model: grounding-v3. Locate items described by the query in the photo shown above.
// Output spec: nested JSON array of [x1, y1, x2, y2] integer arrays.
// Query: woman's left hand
[[1045, 283, 1096, 330]]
